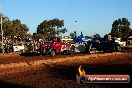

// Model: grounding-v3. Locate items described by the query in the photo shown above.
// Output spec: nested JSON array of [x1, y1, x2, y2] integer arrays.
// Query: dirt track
[[0, 51, 132, 88]]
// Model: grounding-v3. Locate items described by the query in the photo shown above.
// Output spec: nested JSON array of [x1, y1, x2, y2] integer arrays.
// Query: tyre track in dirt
[[0, 52, 132, 88]]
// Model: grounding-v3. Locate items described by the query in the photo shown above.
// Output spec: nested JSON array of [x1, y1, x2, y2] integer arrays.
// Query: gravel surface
[[0, 51, 132, 88]]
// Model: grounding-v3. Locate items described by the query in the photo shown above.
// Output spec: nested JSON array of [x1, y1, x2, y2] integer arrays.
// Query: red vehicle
[[40, 36, 72, 56]]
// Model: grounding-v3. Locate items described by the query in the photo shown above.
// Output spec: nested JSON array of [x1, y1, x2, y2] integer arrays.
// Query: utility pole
[[0, 0, 4, 53], [0, 14, 4, 53]]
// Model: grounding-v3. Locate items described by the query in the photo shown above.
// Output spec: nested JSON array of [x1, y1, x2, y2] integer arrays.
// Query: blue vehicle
[[72, 31, 121, 53], [73, 31, 92, 43]]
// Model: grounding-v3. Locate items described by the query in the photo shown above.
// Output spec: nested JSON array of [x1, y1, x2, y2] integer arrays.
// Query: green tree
[[0, 15, 12, 37], [129, 30, 132, 36], [37, 18, 67, 37], [33, 33, 44, 41], [5, 19, 29, 38], [3, 19, 12, 36], [20, 24, 29, 38], [93, 34, 101, 40], [1, 14, 29, 40], [70, 33, 75, 39], [111, 18, 131, 39]]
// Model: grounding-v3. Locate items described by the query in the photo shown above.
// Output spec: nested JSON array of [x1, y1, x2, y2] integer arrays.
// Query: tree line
[[1, 13, 132, 41], [110, 18, 132, 39], [0, 14, 29, 39], [35, 18, 67, 40]]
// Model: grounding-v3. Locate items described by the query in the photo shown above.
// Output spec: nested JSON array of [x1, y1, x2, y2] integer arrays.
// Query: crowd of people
[[0, 37, 41, 53]]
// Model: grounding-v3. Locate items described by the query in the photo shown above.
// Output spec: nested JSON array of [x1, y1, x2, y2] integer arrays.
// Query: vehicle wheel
[[63, 50, 69, 55], [50, 50, 56, 57], [85, 43, 90, 53], [116, 45, 121, 51], [70, 45, 75, 54]]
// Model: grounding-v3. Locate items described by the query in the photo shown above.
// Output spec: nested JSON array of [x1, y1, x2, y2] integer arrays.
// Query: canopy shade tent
[[128, 36, 132, 39], [127, 36, 132, 44]]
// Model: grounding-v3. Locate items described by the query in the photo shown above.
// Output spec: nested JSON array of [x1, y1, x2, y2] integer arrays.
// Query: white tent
[[128, 36, 132, 39], [128, 36, 132, 44]]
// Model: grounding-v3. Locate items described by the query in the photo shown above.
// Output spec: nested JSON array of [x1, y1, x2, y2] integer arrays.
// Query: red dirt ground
[[0, 51, 132, 88]]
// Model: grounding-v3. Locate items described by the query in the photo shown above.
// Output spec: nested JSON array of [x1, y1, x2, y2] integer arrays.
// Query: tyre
[[115, 45, 121, 51], [69, 45, 75, 54], [63, 50, 69, 55], [50, 50, 56, 57], [85, 43, 90, 53]]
